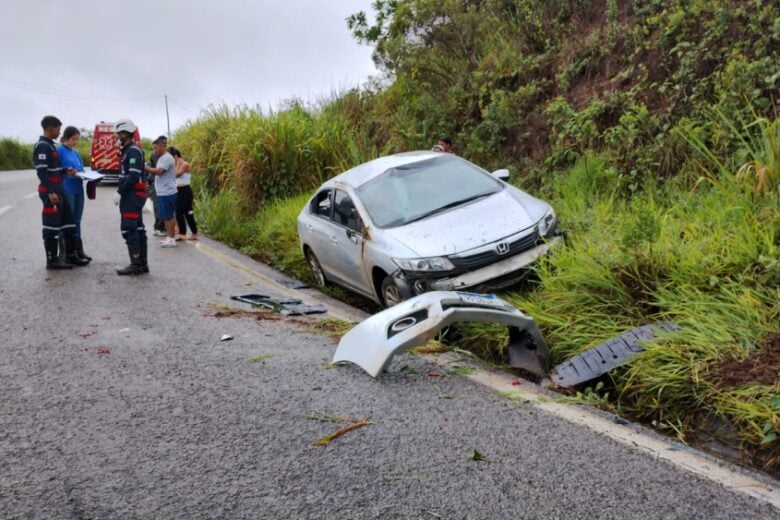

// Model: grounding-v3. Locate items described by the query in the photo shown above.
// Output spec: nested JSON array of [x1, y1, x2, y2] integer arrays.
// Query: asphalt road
[[0, 169, 777, 519]]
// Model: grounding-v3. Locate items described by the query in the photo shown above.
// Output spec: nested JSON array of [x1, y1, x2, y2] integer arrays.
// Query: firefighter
[[114, 119, 149, 275], [34, 115, 88, 269]]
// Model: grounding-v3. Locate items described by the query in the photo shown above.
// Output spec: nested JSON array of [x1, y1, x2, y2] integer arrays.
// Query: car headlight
[[393, 256, 454, 272], [537, 209, 557, 237]]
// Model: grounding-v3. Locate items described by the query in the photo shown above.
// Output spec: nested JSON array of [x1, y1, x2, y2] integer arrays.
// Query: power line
[[0, 78, 159, 103]]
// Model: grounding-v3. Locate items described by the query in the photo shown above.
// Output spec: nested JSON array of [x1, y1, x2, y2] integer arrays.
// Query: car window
[[311, 189, 332, 218], [356, 155, 503, 228], [333, 190, 362, 232]]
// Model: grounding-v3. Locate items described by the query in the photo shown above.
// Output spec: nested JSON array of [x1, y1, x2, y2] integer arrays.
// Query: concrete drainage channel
[[194, 237, 780, 509]]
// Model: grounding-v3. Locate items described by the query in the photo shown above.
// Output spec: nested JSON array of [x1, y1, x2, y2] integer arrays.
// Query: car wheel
[[380, 276, 405, 308], [305, 249, 327, 287]]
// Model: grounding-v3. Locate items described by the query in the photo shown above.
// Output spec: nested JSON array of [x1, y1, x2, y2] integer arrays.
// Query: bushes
[[0, 138, 31, 170]]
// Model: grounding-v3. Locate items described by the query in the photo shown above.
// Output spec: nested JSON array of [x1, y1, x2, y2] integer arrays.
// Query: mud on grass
[[711, 334, 780, 389]]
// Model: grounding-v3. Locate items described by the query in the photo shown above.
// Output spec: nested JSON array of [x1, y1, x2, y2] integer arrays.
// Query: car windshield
[[355, 156, 503, 228]]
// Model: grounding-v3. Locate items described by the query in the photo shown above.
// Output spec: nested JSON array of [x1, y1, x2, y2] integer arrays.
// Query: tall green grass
[[506, 146, 780, 465], [176, 99, 378, 214], [0, 138, 32, 170]]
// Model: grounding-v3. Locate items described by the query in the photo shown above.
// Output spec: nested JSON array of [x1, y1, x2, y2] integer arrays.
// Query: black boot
[[45, 238, 74, 270], [140, 241, 149, 273], [65, 235, 90, 267], [75, 237, 92, 263], [117, 245, 146, 275]]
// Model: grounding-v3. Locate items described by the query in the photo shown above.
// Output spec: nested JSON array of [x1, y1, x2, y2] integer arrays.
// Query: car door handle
[[305, 224, 314, 232], [329, 236, 338, 243]]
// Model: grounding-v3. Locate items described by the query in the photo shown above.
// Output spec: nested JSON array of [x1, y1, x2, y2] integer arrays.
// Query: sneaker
[[153, 229, 166, 236], [160, 237, 177, 247]]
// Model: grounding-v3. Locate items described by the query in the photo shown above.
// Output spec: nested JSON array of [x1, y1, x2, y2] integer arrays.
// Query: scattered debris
[[305, 412, 374, 446], [97, 348, 110, 355], [426, 371, 444, 378], [511, 380, 522, 386], [119, 328, 130, 333], [250, 354, 273, 363], [309, 319, 355, 340], [332, 291, 550, 378], [277, 278, 311, 290], [412, 341, 450, 354], [220, 334, 234, 342], [79, 332, 94, 339], [468, 450, 486, 462], [313, 416, 372, 447], [230, 294, 326, 315], [549, 323, 682, 388], [446, 365, 476, 376]]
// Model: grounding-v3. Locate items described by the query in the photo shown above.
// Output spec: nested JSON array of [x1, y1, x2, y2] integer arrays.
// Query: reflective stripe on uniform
[[42, 207, 59, 214], [122, 213, 140, 219]]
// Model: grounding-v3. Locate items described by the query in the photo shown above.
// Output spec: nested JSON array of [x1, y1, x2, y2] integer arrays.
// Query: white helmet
[[114, 118, 137, 134]]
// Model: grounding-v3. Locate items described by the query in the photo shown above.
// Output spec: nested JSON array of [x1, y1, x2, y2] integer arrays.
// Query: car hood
[[379, 187, 550, 257]]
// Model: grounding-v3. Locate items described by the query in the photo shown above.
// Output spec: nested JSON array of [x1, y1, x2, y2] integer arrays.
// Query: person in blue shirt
[[57, 126, 91, 263]]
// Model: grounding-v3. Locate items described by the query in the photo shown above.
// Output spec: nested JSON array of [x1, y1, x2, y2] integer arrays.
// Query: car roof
[[326, 151, 444, 189]]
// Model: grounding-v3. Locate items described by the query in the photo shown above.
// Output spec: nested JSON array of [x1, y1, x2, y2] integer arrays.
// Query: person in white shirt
[[144, 137, 178, 247]]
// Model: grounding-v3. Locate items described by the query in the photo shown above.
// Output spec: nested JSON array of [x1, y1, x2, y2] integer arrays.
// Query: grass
[[0, 138, 31, 170]]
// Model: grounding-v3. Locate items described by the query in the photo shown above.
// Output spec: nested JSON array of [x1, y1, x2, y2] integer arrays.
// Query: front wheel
[[380, 276, 405, 308], [305, 249, 327, 287]]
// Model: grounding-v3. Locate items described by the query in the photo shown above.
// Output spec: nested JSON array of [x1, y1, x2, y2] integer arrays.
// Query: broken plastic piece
[[230, 294, 326, 315], [549, 322, 681, 388], [332, 291, 550, 378], [220, 334, 234, 342]]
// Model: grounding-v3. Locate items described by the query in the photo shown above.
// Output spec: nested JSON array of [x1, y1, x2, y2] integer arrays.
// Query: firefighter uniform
[[116, 142, 149, 274], [34, 136, 79, 268]]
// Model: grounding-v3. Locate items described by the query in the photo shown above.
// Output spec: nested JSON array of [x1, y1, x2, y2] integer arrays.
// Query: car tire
[[305, 249, 327, 287], [380, 276, 405, 308]]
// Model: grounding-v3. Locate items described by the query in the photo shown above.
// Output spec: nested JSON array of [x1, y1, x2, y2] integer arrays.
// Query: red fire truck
[[89, 122, 141, 182]]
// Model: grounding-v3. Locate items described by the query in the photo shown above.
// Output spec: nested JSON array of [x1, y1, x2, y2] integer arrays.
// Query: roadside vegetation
[[176, 1, 780, 468], [0, 138, 32, 170]]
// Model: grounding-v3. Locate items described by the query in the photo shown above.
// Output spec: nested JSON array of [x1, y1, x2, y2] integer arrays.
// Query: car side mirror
[[492, 169, 510, 180]]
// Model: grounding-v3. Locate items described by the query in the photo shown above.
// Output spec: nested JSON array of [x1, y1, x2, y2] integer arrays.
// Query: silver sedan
[[297, 152, 561, 307]]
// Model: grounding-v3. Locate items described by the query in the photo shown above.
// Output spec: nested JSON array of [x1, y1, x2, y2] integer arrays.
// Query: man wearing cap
[[114, 118, 149, 275], [34, 115, 88, 269]]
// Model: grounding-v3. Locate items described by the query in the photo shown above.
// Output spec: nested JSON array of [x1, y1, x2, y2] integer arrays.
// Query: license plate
[[456, 291, 502, 307]]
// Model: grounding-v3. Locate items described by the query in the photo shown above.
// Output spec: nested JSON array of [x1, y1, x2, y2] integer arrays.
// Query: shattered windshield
[[355, 156, 503, 228]]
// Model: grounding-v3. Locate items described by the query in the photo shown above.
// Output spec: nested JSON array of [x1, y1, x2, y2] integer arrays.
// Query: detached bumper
[[332, 291, 550, 378], [427, 236, 562, 292]]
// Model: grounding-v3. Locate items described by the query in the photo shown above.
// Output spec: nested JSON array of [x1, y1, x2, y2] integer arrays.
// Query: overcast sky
[[0, 0, 379, 142]]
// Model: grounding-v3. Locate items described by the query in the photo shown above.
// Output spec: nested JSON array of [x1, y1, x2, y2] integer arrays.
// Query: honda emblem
[[496, 242, 510, 255]]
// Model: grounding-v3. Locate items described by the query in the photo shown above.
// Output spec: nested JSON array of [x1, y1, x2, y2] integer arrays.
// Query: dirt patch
[[712, 334, 780, 388]]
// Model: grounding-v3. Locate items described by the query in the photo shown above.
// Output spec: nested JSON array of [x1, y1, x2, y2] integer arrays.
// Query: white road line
[[449, 364, 780, 510], [0, 205, 12, 217], [25, 192, 38, 199]]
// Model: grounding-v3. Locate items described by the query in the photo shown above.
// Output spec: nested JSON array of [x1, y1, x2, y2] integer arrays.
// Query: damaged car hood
[[380, 189, 550, 257]]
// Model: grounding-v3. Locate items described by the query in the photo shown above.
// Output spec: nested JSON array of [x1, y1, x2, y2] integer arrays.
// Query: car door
[[301, 188, 341, 280], [327, 190, 372, 294]]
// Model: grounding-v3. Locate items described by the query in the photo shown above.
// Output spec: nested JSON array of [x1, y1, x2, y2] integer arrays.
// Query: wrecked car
[[297, 151, 562, 307]]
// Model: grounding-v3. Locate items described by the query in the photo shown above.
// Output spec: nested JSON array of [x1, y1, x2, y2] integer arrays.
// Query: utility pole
[[164, 94, 171, 140]]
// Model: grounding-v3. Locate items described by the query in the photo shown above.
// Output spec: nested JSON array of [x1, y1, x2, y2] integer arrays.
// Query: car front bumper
[[404, 235, 562, 293]]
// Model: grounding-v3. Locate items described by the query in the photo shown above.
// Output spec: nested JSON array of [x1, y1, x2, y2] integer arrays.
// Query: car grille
[[449, 229, 540, 270]]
